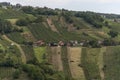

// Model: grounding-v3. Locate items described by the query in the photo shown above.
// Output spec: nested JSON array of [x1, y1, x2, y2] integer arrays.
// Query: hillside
[[0, 2, 120, 80]]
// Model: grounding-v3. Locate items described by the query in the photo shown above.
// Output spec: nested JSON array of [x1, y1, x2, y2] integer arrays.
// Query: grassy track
[[98, 47, 106, 80], [61, 47, 72, 80], [81, 48, 101, 80]]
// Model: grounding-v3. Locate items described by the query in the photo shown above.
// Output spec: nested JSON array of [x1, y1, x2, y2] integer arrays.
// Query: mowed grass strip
[[46, 47, 63, 71], [98, 47, 106, 80], [103, 46, 120, 80], [61, 47, 72, 80], [34, 47, 47, 63], [68, 47, 86, 80], [81, 48, 101, 80]]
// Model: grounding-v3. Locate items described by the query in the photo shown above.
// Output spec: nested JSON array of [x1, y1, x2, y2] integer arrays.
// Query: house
[[58, 41, 65, 46], [34, 40, 45, 46]]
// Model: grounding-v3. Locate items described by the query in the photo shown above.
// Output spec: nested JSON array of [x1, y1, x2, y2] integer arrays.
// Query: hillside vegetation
[[0, 2, 120, 80]]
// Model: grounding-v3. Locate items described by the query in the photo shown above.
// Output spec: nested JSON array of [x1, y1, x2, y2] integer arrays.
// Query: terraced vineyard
[[27, 23, 61, 42]]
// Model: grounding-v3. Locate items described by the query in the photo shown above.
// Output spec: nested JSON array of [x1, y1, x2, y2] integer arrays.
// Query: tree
[[21, 6, 34, 14], [75, 12, 104, 28], [62, 12, 73, 23], [0, 19, 12, 33], [88, 40, 100, 48], [104, 21, 109, 26], [34, 16, 44, 23], [0, 5, 2, 7], [102, 39, 118, 46], [108, 30, 118, 38], [22, 64, 45, 80], [16, 19, 29, 26]]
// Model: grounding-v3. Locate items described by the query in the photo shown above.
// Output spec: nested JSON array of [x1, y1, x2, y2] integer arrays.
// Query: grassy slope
[[103, 46, 120, 80], [34, 47, 47, 63], [109, 21, 120, 33], [7, 32, 26, 44], [0, 8, 27, 19]]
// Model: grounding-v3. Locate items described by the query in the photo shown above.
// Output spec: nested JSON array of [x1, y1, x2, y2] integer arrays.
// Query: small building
[[34, 40, 45, 46], [58, 41, 65, 46]]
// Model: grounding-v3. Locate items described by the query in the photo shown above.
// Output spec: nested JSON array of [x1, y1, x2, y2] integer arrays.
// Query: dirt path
[[67, 47, 86, 80], [50, 46, 63, 71], [2, 35, 26, 64], [98, 47, 106, 80], [47, 18, 59, 33]]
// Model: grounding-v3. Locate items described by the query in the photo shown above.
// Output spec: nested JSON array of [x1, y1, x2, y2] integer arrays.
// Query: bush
[[13, 69, 21, 79], [75, 12, 104, 28], [0, 19, 12, 33], [16, 19, 29, 26], [108, 30, 118, 38], [34, 16, 45, 23], [22, 64, 45, 80]]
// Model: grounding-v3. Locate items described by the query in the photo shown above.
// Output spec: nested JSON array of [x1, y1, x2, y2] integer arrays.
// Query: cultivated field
[[27, 23, 60, 42], [47, 46, 63, 71], [67, 47, 86, 80]]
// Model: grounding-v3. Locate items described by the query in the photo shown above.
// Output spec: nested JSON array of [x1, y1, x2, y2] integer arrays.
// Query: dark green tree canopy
[[0, 19, 12, 33]]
